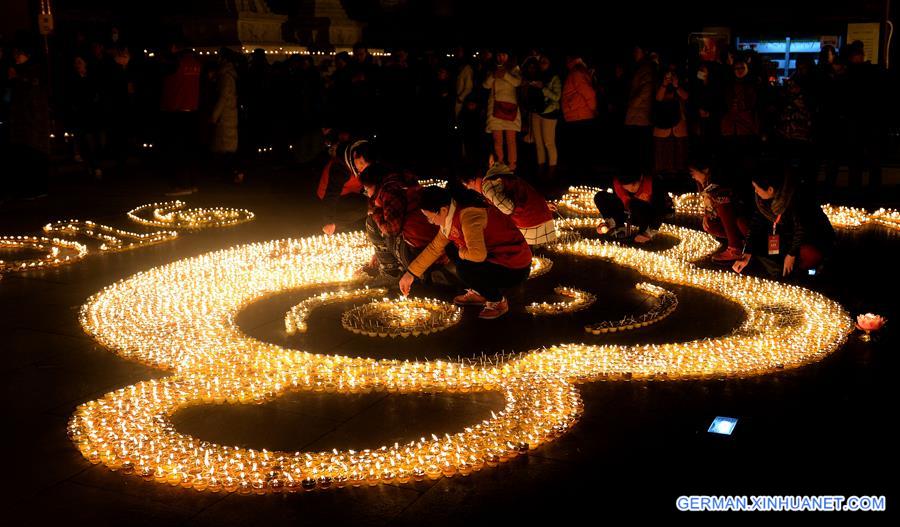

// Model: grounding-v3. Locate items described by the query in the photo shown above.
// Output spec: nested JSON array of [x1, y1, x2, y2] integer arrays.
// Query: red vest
[[160, 53, 201, 112], [614, 176, 653, 209], [448, 205, 532, 269], [402, 186, 439, 248], [485, 174, 554, 228], [317, 158, 363, 200]]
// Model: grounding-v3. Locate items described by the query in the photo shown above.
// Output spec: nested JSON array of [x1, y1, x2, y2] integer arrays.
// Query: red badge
[[768, 234, 780, 255]]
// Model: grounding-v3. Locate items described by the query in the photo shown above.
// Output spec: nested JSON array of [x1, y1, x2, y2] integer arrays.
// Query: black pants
[[453, 255, 530, 302], [593, 191, 661, 233], [159, 111, 199, 188], [365, 216, 426, 276]]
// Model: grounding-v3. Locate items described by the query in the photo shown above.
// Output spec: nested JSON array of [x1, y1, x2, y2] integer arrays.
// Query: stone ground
[[1, 157, 896, 523]]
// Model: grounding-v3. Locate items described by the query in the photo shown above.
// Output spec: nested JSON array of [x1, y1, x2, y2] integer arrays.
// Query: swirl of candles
[[1, 235, 88, 273], [341, 297, 462, 338], [66, 225, 851, 493], [526, 286, 596, 316], [44, 220, 179, 252], [128, 200, 255, 230], [584, 282, 677, 334]]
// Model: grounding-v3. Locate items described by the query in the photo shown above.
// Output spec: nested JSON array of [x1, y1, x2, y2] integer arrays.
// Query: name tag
[[768, 234, 780, 255]]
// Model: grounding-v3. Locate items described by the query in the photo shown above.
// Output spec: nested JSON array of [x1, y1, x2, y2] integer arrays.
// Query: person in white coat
[[483, 52, 522, 170]]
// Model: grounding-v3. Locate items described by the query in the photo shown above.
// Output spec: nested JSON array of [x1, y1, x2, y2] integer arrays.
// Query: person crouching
[[593, 169, 671, 243], [357, 157, 439, 283], [459, 157, 558, 246], [399, 187, 532, 320]]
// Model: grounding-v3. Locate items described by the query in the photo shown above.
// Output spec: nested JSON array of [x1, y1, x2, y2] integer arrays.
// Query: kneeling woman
[[399, 187, 532, 320], [733, 170, 834, 278]]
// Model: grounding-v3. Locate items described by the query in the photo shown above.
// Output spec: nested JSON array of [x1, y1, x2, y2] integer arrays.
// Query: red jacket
[[562, 66, 597, 122], [613, 176, 653, 209], [371, 172, 437, 249], [448, 205, 532, 269], [317, 158, 362, 200], [160, 52, 201, 112], [484, 173, 554, 228]]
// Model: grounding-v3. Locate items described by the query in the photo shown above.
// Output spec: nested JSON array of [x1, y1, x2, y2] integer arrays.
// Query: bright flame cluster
[[43, 220, 179, 252], [285, 287, 385, 335], [555, 186, 606, 217], [584, 282, 677, 334], [68, 225, 851, 493], [528, 257, 553, 279], [0, 235, 88, 273], [341, 297, 462, 338], [526, 286, 596, 316], [672, 192, 705, 216], [128, 201, 255, 230], [418, 179, 447, 189]]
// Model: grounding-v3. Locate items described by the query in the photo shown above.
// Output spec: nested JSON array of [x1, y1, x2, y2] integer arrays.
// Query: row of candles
[[131, 200, 255, 230], [525, 286, 596, 316], [67, 224, 851, 493], [584, 282, 678, 334]]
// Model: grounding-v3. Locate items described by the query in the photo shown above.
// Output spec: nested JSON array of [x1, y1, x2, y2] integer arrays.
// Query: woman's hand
[[782, 254, 795, 276], [733, 253, 751, 273], [399, 272, 415, 296]]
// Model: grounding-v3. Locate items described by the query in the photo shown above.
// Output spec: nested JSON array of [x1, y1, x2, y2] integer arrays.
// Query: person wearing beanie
[[317, 138, 370, 234], [459, 157, 557, 246], [399, 187, 532, 320]]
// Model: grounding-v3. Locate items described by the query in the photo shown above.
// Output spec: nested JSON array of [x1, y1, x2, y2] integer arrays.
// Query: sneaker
[[453, 289, 487, 306], [478, 298, 509, 319], [712, 246, 743, 263]]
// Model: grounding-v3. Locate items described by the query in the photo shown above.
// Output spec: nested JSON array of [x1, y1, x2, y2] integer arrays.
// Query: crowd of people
[[2, 30, 896, 318]]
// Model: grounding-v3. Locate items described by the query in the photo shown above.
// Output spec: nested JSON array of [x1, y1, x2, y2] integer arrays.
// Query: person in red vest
[[159, 41, 202, 196], [355, 144, 440, 283], [399, 187, 532, 320], [593, 168, 671, 243], [318, 137, 369, 234], [459, 157, 557, 246]]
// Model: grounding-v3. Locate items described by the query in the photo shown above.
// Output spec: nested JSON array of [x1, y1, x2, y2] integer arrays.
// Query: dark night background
[[3, 0, 898, 52]]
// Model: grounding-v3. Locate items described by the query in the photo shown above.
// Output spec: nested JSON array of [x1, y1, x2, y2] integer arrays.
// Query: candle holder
[[856, 313, 886, 342]]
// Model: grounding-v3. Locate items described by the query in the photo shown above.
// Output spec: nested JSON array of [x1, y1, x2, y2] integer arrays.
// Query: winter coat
[[211, 62, 239, 153], [625, 59, 656, 126], [721, 78, 760, 136], [562, 67, 596, 122], [748, 176, 835, 257]]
